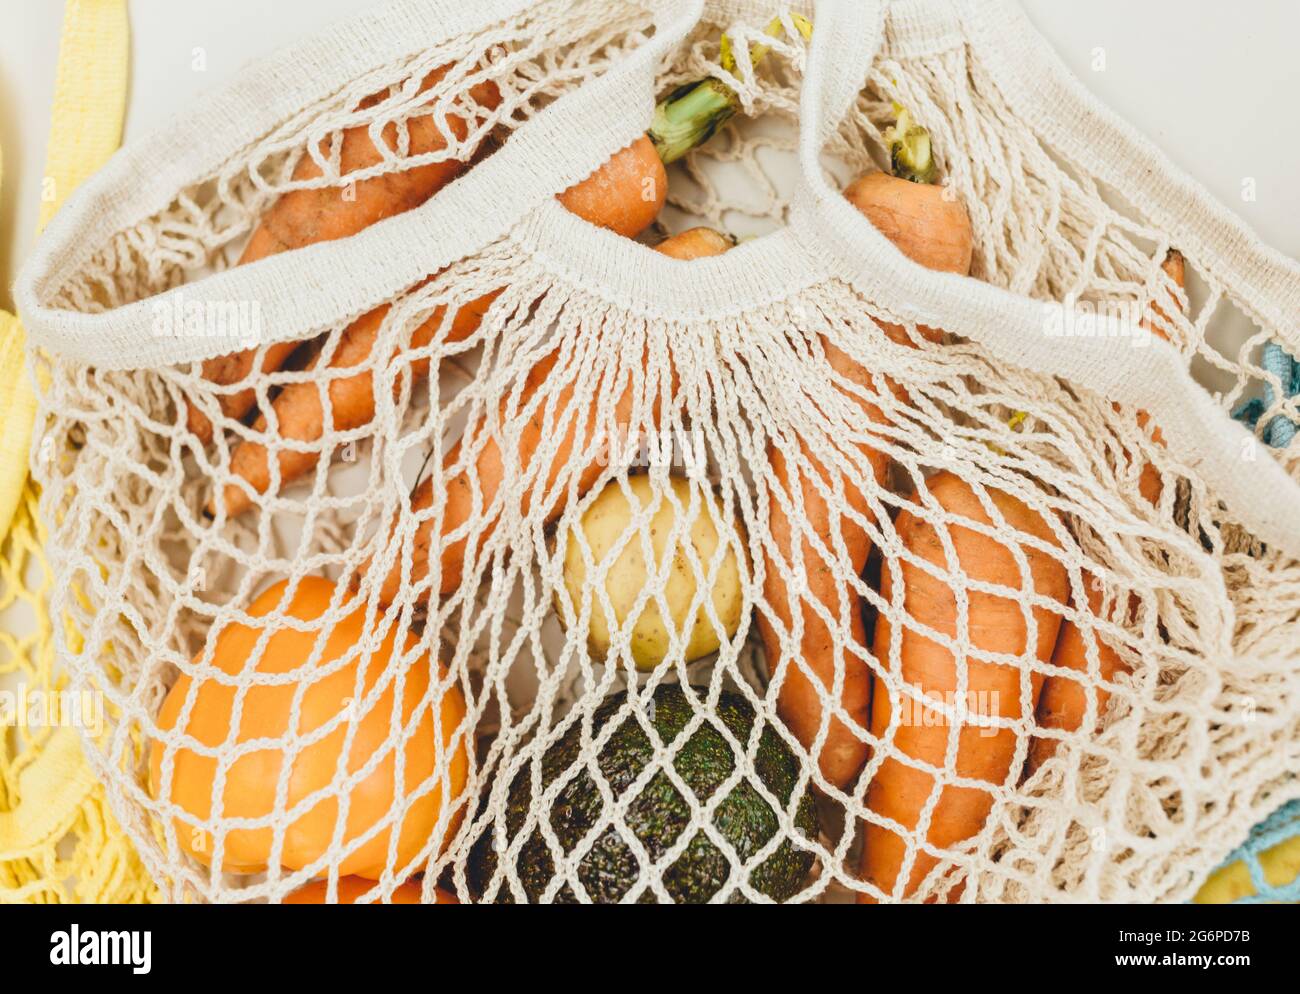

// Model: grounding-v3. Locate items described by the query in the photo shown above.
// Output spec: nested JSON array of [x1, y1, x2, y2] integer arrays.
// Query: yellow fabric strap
[[0, 726, 98, 859], [36, 0, 131, 233], [0, 0, 129, 540], [0, 0, 156, 905], [0, 237, 37, 540]]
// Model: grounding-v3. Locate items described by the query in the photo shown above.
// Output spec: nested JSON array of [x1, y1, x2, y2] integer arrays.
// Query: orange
[[148, 576, 468, 879], [283, 877, 456, 904]]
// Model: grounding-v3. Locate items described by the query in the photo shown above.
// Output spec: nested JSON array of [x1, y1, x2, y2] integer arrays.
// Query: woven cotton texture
[[14, 0, 1300, 903]]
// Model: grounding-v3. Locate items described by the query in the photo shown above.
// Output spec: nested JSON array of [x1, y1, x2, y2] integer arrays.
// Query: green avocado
[[467, 684, 819, 903]]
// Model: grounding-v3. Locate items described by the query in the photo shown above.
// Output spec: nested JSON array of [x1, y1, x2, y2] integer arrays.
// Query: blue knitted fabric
[[1231, 342, 1299, 448], [1213, 800, 1300, 903]]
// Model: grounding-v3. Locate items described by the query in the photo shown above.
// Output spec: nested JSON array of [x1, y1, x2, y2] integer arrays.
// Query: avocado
[[468, 684, 819, 903]]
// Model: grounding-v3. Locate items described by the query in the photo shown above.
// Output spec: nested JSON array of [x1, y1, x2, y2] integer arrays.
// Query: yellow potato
[[558, 474, 745, 670]]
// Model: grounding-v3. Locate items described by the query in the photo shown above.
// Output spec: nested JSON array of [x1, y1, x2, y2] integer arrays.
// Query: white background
[[1, 0, 1298, 310]]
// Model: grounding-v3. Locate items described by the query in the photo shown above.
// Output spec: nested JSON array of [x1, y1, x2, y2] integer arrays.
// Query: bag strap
[[0, 0, 129, 542], [784, 0, 1300, 560], [0, 0, 158, 906], [966, 0, 1300, 341], [16, 0, 705, 370]]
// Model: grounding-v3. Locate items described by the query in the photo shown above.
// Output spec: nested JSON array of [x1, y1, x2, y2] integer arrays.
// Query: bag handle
[[967, 0, 1300, 339], [0, 0, 155, 905], [786, 0, 1300, 559], [1, 0, 129, 541], [16, 0, 706, 370]]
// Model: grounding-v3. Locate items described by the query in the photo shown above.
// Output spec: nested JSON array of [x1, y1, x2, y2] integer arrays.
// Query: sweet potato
[[859, 472, 1068, 902], [759, 110, 973, 790]]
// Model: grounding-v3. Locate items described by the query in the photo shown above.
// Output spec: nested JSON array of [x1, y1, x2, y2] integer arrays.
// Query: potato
[[557, 474, 745, 670]]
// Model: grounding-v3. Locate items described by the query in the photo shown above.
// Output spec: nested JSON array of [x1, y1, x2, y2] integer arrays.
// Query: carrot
[[756, 358, 889, 790], [209, 137, 667, 518], [759, 106, 973, 790], [193, 18, 805, 449], [186, 66, 503, 444], [842, 179, 973, 282], [842, 109, 973, 360], [1025, 250, 1186, 775], [556, 135, 667, 238], [859, 471, 1068, 902], [1023, 575, 1128, 776], [646, 224, 734, 260], [844, 104, 973, 278], [363, 228, 733, 604], [207, 17, 820, 513]]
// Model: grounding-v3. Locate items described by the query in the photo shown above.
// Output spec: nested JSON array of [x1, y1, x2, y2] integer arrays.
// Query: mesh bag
[[15, 0, 1300, 903]]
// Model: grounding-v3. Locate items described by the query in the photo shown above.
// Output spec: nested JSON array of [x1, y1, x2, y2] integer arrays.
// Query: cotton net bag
[[15, 0, 1300, 904]]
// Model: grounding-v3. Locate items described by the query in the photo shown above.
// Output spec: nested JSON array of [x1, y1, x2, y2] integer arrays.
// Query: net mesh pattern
[[25, 1, 1299, 903]]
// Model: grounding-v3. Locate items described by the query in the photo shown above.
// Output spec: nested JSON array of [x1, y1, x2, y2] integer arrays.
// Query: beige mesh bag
[[16, 0, 1300, 903]]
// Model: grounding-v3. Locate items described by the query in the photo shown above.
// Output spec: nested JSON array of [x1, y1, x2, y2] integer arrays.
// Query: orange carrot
[[1025, 250, 1186, 775], [362, 228, 732, 604], [186, 66, 503, 443], [859, 472, 1068, 902], [759, 109, 973, 790], [842, 173, 974, 280], [209, 138, 667, 518], [283, 876, 454, 904], [556, 135, 668, 239], [1024, 575, 1128, 776], [211, 289, 495, 517], [191, 24, 785, 449], [645, 224, 734, 260], [756, 357, 889, 790]]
